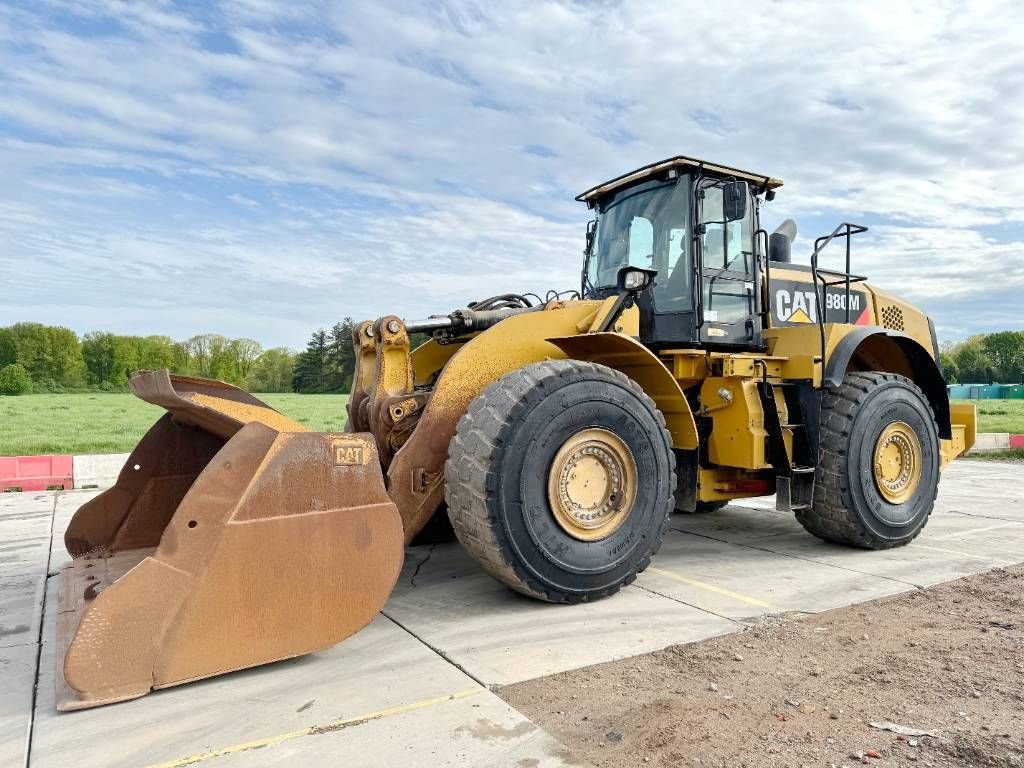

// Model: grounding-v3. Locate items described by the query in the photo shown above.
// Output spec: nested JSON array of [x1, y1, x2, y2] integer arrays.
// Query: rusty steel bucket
[[57, 370, 403, 710]]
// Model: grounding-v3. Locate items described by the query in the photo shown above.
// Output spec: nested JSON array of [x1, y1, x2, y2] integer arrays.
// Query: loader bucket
[[57, 371, 403, 710]]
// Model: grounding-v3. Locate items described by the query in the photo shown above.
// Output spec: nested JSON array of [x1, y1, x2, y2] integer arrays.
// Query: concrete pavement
[[2, 459, 1022, 767]]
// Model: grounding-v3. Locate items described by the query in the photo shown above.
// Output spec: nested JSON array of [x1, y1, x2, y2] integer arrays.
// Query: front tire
[[445, 360, 675, 603], [797, 372, 939, 549]]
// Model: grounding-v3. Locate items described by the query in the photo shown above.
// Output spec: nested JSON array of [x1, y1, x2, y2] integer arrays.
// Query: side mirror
[[723, 180, 748, 222], [585, 219, 597, 252]]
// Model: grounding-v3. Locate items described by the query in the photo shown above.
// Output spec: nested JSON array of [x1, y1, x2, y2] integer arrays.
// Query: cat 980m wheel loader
[[57, 155, 977, 710]]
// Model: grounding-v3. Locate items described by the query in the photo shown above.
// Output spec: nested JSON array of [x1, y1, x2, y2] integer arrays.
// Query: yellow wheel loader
[[56, 155, 977, 710]]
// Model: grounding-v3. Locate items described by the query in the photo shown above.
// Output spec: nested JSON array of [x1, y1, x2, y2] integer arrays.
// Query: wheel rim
[[546, 428, 638, 541], [872, 421, 923, 504]]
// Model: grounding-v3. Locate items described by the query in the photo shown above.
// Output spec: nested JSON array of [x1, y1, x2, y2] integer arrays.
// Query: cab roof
[[575, 155, 784, 207]]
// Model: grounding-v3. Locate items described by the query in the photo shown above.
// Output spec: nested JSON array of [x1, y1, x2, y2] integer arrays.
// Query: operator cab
[[578, 156, 783, 350]]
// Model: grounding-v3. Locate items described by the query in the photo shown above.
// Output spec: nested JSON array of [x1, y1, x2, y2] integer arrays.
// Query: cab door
[[696, 181, 761, 346]]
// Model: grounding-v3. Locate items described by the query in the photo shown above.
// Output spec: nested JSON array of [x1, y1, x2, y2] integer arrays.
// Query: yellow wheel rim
[[872, 421, 923, 504], [547, 428, 638, 541]]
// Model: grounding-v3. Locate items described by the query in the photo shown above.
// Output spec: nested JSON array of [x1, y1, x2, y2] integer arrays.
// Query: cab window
[[700, 185, 755, 325]]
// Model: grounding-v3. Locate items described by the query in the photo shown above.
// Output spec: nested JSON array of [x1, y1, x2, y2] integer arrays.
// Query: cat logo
[[775, 288, 818, 323], [773, 282, 869, 326], [333, 438, 372, 466]]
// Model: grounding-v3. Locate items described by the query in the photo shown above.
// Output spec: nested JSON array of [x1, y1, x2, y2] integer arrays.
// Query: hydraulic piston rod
[[404, 305, 535, 335]]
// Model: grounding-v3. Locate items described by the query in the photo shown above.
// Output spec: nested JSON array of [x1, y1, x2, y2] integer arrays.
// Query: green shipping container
[[1002, 384, 1024, 399]]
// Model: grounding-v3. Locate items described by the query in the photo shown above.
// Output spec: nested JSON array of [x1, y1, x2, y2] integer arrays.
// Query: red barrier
[[0, 455, 73, 492], [1010, 434, 1024, 449]]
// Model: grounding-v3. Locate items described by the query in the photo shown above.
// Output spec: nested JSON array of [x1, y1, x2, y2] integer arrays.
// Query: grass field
[[954, 399, 1024, 434], [0, 394, 1021, 456], [0, 393, 349, 455]]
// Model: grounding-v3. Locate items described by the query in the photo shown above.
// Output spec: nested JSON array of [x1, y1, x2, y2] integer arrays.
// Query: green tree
[[82, 333, 183, 389], [139, 335, 177, 371], [293, 329, 330, 393], [228, 338, 262, 384], [952, 336, 991, 383], [981, 331, 1024, 382], [206, 334, 234, 381], [328, 319, 356, 392], [246, 348, 295, 392], [7, 323, 85, 390], [171, 339, 191, 374], [938, 350, 959, 383], [82, 332, 117, 386], [182, 334, 216, 378], [0, 363, 32, 395], [0, 328, 15, 367]]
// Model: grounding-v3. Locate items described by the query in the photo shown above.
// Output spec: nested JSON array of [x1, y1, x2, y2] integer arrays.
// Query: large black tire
[[445, 359, 675, 603], [797, 372, 940, 549]]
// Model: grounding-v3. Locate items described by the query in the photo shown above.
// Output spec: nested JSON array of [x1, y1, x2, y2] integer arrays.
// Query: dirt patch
[[500, 567, 1024, 767]]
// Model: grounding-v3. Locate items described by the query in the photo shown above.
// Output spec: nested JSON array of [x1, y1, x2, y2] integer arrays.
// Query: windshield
[[584, 177, 693, 312]]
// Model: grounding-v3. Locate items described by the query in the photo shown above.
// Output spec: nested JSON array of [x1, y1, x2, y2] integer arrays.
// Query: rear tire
[[797, 372, 939, 549], [445, 359, 675, 603]]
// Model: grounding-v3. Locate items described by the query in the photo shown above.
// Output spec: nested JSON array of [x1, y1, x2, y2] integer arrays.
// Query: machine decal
[[771, 280, 871, 326], [333, 437, 372, 466]]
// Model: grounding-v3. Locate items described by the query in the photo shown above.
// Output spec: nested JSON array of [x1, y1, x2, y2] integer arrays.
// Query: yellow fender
[[386, 301, 606, 543], [547, 332, 699, 451]]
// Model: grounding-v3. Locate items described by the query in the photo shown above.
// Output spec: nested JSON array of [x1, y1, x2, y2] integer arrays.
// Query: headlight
[[617, 267, 656, 293]]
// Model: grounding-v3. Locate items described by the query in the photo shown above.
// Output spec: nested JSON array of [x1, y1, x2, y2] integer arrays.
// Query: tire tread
[[796, 371, 938, 549], [445, 359, 675, 603]]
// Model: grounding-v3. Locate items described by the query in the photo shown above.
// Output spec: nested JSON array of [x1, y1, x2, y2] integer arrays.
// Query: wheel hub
[[547, 428, 637, 541], [872, 421, 922, 504]]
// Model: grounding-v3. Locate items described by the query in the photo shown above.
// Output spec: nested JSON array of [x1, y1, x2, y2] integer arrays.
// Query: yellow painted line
[[143, 688, 483, 768], [647, 566, 776, 609], [914, 544, 993, 561]]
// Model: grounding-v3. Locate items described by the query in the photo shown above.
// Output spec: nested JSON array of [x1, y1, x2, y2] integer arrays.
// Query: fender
[[385, 301, 607, 544], [824, 327, 951, 439], [547, 332, 699, 451]]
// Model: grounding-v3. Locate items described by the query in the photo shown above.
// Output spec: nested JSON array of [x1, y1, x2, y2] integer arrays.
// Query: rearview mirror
[[723, 180, 748, 222]]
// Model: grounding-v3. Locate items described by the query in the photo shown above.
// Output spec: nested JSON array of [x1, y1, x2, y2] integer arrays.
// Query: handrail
[[809, 222, 869, 369]]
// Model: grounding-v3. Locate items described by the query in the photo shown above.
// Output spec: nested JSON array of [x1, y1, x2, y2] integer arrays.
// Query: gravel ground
[[500, 566, 1024, 768]]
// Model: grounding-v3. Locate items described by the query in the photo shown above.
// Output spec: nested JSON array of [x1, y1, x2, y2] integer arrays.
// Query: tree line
[[0, 323, 297, 395], [939, 331, 1024, 384], [0, 318, 410, 396], [6, 317, 1015, 396]]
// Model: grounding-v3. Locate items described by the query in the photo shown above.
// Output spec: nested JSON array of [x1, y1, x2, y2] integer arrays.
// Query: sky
[[1, 0, 1023, 349]]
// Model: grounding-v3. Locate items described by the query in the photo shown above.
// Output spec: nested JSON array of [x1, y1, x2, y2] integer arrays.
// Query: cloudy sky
[[2, 0, 1023, 348]]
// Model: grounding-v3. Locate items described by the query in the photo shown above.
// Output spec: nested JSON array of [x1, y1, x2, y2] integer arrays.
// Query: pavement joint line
[[930, 521, 1023, 540], [646, 567, 776, 609], [24, 490, 60, 768], [0, 640, 40, 650], [633, 583, 746, 625], [912, 543, 995, 561], [140, 688, 484, 768], [941, 509, 1024, 524], [669, 525, 923, 589], [381, 612, 490, 689]]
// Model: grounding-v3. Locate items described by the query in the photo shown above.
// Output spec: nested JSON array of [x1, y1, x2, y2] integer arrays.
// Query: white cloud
[[0, 0, 1022, 346]]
